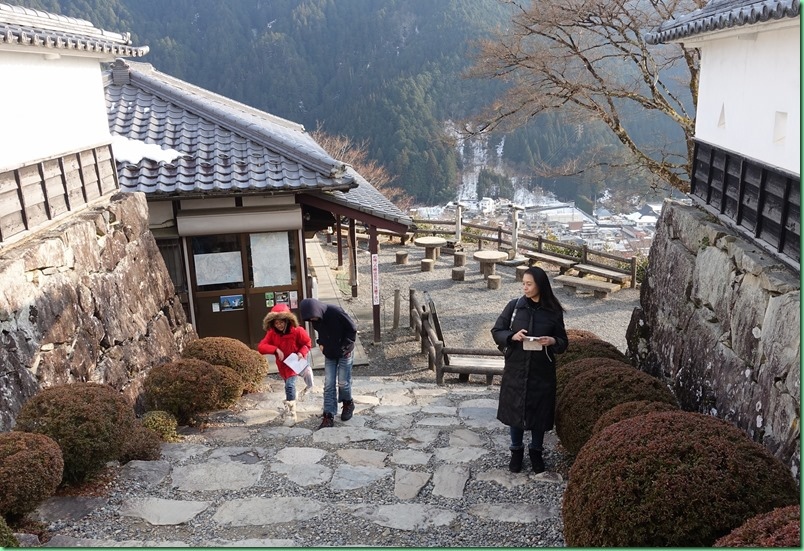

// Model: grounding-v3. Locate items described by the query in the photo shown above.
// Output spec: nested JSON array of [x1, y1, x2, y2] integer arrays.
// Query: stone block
[[487, 275, 502, 290], [515, 265, 528, 281], [395, 251, 409, 265], [452, 267, 465, 281], [421, 259, 435, 272], [454, 251, 466, 267]]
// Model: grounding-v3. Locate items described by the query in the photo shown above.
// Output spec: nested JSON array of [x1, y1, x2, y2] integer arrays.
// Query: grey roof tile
[[0, 2, 148, 57], [646, 0, 800, 44], [104, 59, 411, 228]]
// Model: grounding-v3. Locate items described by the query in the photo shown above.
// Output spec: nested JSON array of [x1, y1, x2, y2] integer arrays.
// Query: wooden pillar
[[348, 218, 358, 298], [336, 217, 344, 267]]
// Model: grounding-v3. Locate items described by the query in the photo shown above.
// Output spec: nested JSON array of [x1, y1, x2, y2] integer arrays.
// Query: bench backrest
[[423, 291, 450, 364]]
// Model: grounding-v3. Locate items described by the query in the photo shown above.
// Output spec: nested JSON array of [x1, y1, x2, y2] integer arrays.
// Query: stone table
[[414, 236, 447, 260], [473, 250, 508, 279]]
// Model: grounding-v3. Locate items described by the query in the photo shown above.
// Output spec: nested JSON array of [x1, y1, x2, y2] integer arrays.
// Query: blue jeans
[[323, 354, 353, 416], [284, 375, 297, 401], [510, 426, 545, 452]]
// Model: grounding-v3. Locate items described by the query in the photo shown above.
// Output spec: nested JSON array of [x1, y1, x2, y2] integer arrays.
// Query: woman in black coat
[[491, 266, 568, 474]]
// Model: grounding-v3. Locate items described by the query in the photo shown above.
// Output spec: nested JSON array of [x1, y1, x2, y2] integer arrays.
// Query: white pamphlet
[[284, 352, 309, 374]]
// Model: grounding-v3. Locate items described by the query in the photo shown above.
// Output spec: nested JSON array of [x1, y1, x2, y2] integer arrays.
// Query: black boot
[[509, 448, 524, 473], [341, 400, 355, 421], [317, 412, 334, 430], [529, 448, 545, 474]]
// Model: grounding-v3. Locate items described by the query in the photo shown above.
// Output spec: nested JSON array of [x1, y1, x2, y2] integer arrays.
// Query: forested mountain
[[12, 0, 687, 208]]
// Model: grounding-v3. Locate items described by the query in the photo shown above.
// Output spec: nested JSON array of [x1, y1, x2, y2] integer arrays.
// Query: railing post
[[409, 288, 415, 329], [630, 257, 637, 288], [537, 236, 543, 253], [497, 225, 503, 249], [456, 203, 463, 243], [582, 244, 588, 264], [421, 311, 430, 355]]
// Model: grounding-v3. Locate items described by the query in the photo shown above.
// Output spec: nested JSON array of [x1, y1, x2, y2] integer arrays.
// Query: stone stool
[[516, 265, 528, 281], [454, 251, 466, 267], [395, 251, 409, 265], [421, 258, 435, 272], [487, 274, 502, 290], [452, 267, 465, 281]]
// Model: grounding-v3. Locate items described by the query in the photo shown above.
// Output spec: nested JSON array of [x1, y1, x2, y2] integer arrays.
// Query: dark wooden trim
[[14, 170, 29, 231], [36, 161, 53, 220]]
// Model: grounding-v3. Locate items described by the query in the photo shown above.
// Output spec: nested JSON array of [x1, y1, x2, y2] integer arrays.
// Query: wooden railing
[[691, 139, 800, 271], [0, 145, 118, 245]]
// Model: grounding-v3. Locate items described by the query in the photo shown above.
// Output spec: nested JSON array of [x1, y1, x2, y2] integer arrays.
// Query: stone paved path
[[29, 376, 564, 547]]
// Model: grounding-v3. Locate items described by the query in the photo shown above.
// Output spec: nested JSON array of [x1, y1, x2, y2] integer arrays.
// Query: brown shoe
[[317, 412, 334, 429]]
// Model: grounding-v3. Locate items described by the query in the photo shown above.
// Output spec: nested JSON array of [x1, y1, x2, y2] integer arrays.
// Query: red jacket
[[257, 304, 312, 380]]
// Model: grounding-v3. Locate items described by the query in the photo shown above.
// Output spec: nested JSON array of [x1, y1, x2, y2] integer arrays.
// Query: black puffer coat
[[491, 296, 568, 431]]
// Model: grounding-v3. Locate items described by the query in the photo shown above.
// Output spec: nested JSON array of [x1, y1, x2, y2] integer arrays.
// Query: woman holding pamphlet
[[258, 303, 314, 426]]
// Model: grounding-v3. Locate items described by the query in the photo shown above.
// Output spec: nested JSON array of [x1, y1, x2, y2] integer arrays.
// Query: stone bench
[[515, 265, 528, 281], [395, 251, 409, 265], [572, 263, 631, 286], [452, 267, 465, 281], [554, 274, 621, 298], [523, 251, 578, 274], [454, 251, 466, 267], [421, 258, 435, 272]]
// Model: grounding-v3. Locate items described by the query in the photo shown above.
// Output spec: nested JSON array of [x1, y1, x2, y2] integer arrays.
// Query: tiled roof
[[645, 0, 800, 44], [105, 59, 354, 195], [0, 2, 148, 58], [104, 59, 412, 228]]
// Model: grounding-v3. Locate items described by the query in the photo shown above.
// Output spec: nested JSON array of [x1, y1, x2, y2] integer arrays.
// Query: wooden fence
[[691, 139, 800, 270], [0, 145, 118, 245]]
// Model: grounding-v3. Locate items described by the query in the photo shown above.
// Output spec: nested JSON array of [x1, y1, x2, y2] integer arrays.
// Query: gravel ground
[[324, 236, 641, 382]]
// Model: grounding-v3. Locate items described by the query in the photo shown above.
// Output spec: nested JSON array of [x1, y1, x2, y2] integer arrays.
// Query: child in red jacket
[[258, 304, 314, 426]]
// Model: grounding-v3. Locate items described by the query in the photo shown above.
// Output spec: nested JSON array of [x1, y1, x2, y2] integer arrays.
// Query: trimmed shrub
[[714, 504, 801, 547], [119, 423, 162, 464], [182, 337, 267, 392], [14, 383, 136, 483], [0, 517, 19, 548], [144, 358, 245, 424], [562, 411, 800, 547], [591, 400, 679, 436], [565, 328, 600, 341], [558, 337, 628, 367], [556, 357, 633, 400], [555, 365, 677, 455], [142, 411, 180, 442], [0, 432, 63, 518]]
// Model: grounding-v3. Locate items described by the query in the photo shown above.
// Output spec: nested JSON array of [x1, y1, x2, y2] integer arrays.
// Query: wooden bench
[[424, 292, 504, 385], [523, 251, 578, 274], [572, 263, 631, 286], [554, 274, 621, 298]]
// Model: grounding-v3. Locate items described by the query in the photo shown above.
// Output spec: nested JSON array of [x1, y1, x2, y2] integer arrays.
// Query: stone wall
[[0, 192, 196, 431], [627, 201, 800, 479]]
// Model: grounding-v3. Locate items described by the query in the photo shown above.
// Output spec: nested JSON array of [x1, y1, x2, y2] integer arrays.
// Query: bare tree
[[312, 126, 413, 211], [466, 0, 707, 193]]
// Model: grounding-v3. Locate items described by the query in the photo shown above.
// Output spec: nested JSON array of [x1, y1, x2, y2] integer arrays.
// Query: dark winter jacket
[[491, 296, 568, 431], [257, 303, 312, 380], [299, 298, 358, 360]]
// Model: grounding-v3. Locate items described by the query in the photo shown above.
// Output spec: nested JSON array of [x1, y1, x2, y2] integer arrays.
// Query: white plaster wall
[[694, 23, 800, 174], [0, 52, 111, 171]]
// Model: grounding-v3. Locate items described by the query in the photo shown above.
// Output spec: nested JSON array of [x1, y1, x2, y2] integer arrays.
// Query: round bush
[[182, 337, 267, 393], [14, 383, 136, 482], [119, 424, 162, 464], [559, 337, 628, 367], [142, 410, 180, 442], [565, 328, 600, 341], [555, 365, 677, 455], [714, 504, 800, 547], [562, 411, 800, 546], [0, 432, 64, 518], [591, 400, 679, 436], [144, 358, 245, 424], [0, 516, 19, 548], [556, 357, 633, 400]]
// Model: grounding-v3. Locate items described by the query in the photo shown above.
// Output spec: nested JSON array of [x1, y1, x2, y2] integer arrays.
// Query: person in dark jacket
[[299, 298, 358, 429], [491, 266, 568, 474]]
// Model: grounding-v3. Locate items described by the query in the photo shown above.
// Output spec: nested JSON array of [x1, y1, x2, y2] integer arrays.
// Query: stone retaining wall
[[0, 192, 196, 431], [627, 201, 800, 480]]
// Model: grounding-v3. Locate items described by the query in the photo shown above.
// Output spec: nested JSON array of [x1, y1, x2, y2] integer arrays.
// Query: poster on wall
[[194, 251, 243, 286], [289, 291, 298, 309], [275, 291, 289, 304], [220, 294, 244, 311], [250, 233, 292, 287], [265, 292, 275, 308]]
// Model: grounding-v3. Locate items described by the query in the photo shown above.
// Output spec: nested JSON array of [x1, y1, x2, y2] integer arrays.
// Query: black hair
[[524, 266, 565, 312]]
